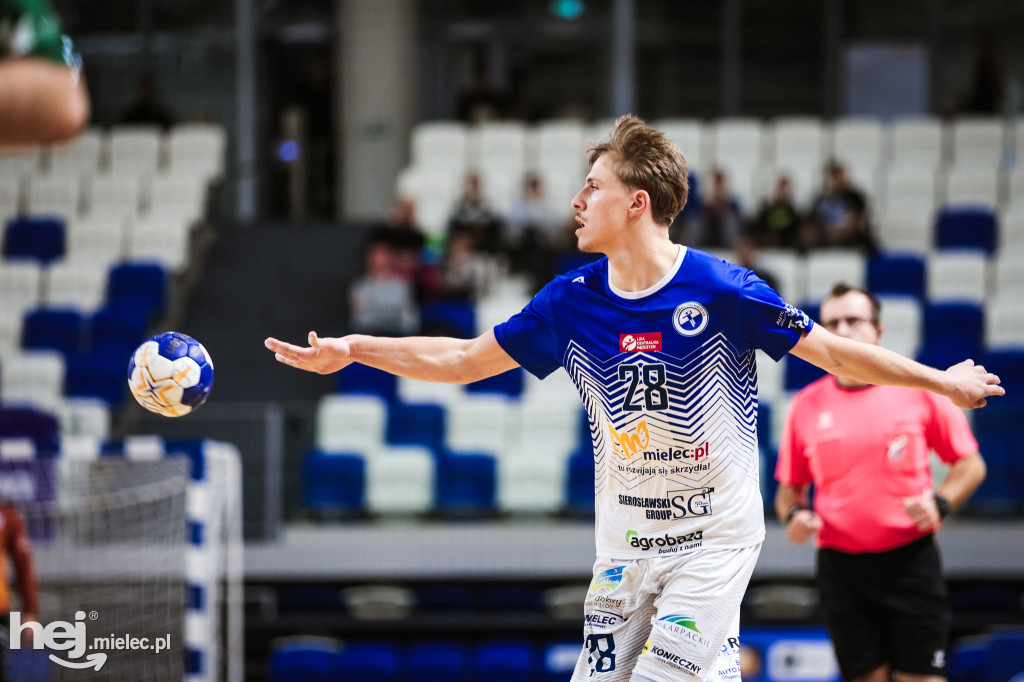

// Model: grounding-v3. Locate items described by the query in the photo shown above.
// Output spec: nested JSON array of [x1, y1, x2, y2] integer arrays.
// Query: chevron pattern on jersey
[[563, 332, 761, 492]]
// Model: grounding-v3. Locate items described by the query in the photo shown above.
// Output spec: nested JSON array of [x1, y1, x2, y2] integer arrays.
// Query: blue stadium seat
[[983, 350, 1024, 401], [340, 642, 402, 682], [2, 216, 65, 264], [680, 171, 702, 220], [302, 450, 365, 515], [268, 638, 344, 682], [21, 308, 84, 357], [967, 430, 1016, 513], [476, 640, 536, 682], [949, 637, 989, 682], [917, 302, 984, 370], [106, 263, 168, 320], [386, 401, 445, 451], [0, 407, 59, 450], [935, 207, 997, 254], [335, 363, 396, 400], [65, 352, 126, 406], [987, 628, 1024, 682], [435, 452, 496, 515], [90, 306, 148, 360], [276, 586, 344, 614], [867, 253, 926, 299], [409, 641, 470, 682], [784, 355, 827, 392], [421, 301, 476, 338], [466, 367, 525, 397], [565, 448, 596, 516], [480, 586, 545, 611]]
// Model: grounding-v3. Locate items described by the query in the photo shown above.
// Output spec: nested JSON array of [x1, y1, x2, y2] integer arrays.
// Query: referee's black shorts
[[816, 534, 950, 680]]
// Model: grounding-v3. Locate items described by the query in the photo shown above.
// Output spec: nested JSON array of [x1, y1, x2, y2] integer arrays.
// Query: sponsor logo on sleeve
[[776, 303, 811, 331]]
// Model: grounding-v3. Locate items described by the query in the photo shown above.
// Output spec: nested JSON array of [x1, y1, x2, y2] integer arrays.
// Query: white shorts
[[571, 544, 761, 682]]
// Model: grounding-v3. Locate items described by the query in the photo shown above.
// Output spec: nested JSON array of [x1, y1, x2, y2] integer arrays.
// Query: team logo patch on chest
[[620, 333, 662, 352], [672, 302, 709, 337]]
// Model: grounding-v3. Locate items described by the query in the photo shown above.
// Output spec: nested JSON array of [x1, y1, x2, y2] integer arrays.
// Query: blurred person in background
[[266, 115, 1003, 682], [750, 175, 803, 250], [0, 502, 38, 682], [438, 230, 489, 304], [806, 160, 876, 253], [0, 0, 88, 146], [119, 72, 174, 129], [456, 63, 505, 124], [505, 173, 561, 291], [687, 169, 742, 249], [368, 196, 428, 284], [448, 171, 503, 254], [733, 235, 779, 294], [348, 241, 419, 337], [776, 283, 987, 682]]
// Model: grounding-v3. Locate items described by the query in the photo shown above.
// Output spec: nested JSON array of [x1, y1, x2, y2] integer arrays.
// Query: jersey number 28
[[618, 363, 669, 412]]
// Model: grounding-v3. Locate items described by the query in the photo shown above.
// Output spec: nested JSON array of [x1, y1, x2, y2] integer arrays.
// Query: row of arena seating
[[399, 116, 1024, 235], [268, 627, 846, 682]]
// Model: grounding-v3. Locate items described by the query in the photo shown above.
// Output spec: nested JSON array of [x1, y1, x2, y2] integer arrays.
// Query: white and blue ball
[[128, 332, 214, 417]]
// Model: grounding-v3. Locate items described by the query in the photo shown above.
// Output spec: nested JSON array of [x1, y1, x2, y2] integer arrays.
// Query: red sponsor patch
[[620, 333, 662, 353]]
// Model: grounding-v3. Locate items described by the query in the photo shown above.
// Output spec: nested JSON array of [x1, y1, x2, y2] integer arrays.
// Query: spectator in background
[[448, 172, 503, 254], [505, 173, 561, 289], [733, 235, 780, 294], [686, 169, 742, 249], [962, 33, 1004, 114], [750, 175, 802, 250], [0, 0, 88, 146], [456, 64, 505, 124], [369, 196, 428, 281], [806, 160, 876, 254], [119, 72, 174, 129], [349, 242, 419, 336], [0, 503, 38, 682], [439, 230, 489, 303]]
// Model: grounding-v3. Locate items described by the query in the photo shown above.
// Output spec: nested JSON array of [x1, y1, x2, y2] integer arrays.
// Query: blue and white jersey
[[495, 246, 813, 559]]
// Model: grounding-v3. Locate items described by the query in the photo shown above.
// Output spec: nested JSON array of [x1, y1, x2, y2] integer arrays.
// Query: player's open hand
[[785, 509, 821, 545], [902, 493, 941, 532], [264, 332, 352, 374], [945, 359, 1004, 409]]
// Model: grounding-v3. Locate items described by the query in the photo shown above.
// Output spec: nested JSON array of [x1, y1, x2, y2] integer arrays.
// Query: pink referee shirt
[[775, 377, 978, 553]]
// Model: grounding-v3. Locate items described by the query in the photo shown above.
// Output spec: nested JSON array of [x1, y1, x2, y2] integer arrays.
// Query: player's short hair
[[825, 282, 882, 323], [588, 114, 689, 226]]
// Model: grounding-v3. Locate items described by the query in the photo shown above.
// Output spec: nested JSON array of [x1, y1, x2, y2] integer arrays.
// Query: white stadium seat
[[773, 117, 828, 172], [882, 166, 938, 215], [445, 395, 513, 455], [48, 129, 104, 176], [877, 296, 922, 358], [475, 121, 527, 169], [498, 453, 567, 514], [167, 123, 226, 182], [986, 295, 1024, 350], [755, 350, 784, 402], [88, 174, 143, 216], [1007, 166, 1024, 206], [396, 375, 463, 406], [757, 249, 804, 302], [927, 250, 988, 303], [877, 205, 933, 253], [0, 350, 65, 411], [891, 118, 945, 170], [944, 166, 1000, 208], [365, 445, 435, 514], [0, 149, 42, 180], [64, 214, 129, 267], [0, 260, 43, 311], [833, 118, 885, 171], [27, 175, 80, 217], [804, 250, 866, 302], [411, 121, 468, 174], [128, 214, 193, 272], [44, 260, 107, 312], [108, 126, 163, 177], [655, 119, 707, 171], [148, 174, 206, 221], [951, 117, 1005, 169], [56, 397, 112, 439], [315, 394, 387, 453]]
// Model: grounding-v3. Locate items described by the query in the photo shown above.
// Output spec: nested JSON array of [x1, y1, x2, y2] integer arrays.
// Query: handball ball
[[128, 332, 214, 417]]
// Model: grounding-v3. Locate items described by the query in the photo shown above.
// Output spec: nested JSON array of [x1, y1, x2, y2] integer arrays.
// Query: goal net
[[0, 438, 243, 682]]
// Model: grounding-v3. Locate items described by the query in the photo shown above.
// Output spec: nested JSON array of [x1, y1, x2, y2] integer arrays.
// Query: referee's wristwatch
[[933, 493, 951, 519], [784, 504, 810, 525]]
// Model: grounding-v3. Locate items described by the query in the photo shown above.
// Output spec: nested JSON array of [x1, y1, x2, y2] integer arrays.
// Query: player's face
[[820, 292, 882, 344], [570, 155, 633, 253]]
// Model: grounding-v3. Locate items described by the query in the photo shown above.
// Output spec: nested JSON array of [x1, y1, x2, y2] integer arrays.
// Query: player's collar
[[607, 245, 687, 300]]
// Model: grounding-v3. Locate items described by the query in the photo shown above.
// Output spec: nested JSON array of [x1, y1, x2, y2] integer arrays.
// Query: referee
[[775, 283, 987, 682]]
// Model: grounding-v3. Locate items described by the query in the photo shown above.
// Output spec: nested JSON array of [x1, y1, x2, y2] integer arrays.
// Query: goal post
[[0, 436, 243, 682]]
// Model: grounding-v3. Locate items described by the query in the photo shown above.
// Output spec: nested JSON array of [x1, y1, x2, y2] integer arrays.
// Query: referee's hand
[[785, 509, 822, 545]]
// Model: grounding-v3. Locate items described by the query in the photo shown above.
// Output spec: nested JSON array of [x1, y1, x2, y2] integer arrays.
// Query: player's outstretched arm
[[790, 325, 1004, 410], [265, 328, 520, 384], [0, 58, 89, 146]]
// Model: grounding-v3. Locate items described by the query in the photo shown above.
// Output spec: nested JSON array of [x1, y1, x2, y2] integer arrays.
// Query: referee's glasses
[[822, 316, 876, 332]]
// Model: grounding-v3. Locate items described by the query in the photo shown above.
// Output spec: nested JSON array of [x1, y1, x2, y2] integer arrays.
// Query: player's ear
[[629, 190, 650, 217]]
